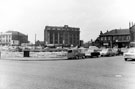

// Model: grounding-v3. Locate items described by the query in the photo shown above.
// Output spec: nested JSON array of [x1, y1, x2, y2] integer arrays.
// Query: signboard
[[103, 43, 109, 45]]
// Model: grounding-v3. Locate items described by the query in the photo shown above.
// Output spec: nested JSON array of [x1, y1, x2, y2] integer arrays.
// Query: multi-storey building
[[44, 25, 80, 47], [0, 31, 28, 46]]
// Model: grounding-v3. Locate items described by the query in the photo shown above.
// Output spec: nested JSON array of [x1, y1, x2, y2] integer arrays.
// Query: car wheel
[[125, 58, 128, 61]]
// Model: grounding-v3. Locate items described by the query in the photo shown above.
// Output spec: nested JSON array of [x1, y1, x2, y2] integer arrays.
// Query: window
[[108, 37, 111, 40], [113, 36, 116, 41], [127, 36, 130, 40], [50, 33, 53, 44], [123, 36, 126, 40], [118, 36, 122, 41], [52, 28, 55, 30], [104, 37, 107, 41], [100, 37, 103, 41]]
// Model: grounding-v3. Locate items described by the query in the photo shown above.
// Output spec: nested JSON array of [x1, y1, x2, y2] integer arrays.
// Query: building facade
[[0, 31, 28, 46], [44, 25, 80, 47], [97, 29, 131, 48]]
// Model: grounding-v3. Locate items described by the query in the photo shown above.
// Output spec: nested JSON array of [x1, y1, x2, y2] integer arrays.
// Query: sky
[[0, 0, 135, 43]]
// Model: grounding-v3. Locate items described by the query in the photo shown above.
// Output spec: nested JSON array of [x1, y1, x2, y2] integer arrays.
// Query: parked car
[[85, 46, 100, 58], [112, 48, 123, 55], [67, 48, 86, 59], [112, 48, 119, 55], [123, 47, 135, 61], [100, 48, 115, 57], [121, 48, 128, 54]]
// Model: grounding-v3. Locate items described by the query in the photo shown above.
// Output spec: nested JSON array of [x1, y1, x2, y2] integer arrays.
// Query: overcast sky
[[0, 0, 135, 43]]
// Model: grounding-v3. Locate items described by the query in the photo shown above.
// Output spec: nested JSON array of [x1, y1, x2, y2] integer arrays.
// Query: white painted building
[[0, 31, 28, 46], [0, 32, 12, 45]]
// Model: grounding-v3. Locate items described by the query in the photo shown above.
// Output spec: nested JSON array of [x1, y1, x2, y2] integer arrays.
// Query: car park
[[123, 47, 135, 61]]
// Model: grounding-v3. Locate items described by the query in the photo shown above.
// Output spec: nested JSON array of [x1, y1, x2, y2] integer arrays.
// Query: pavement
[[0, 57, 68, 61], [0, 56, 135, 89]]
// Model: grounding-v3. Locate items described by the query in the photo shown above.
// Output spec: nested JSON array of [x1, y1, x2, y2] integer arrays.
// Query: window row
[[0, 39, 11, 42], [100, 36, 130, 41], [0, 35, 12, 38]]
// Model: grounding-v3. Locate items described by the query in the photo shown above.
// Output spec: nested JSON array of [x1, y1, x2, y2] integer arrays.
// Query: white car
[[100, 48, 115, 57], [123, 47, 135, 61]]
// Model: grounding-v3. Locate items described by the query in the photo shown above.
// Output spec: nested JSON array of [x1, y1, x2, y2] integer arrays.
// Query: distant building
[[44, 25, 80, 47], [97, 29, 131, 48], [35, 40, 44, 46], [0, 31, 28, 46], [79, 40, 84, 47]]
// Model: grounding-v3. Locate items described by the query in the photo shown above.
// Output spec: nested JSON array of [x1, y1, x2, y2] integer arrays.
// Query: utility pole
[[35, 34, 36, 49]]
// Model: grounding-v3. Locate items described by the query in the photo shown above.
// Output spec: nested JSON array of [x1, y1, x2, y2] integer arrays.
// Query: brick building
[[98, 29, 131, 48], [44, 25, 80, 47], [0, 31, 28, 46], [96, 24, 135, 48]]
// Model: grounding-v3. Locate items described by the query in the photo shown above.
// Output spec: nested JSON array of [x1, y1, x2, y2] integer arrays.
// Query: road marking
[[115, 74, 122, 77]]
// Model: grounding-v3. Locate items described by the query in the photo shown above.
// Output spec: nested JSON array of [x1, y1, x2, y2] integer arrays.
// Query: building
[[97, 29, 131, 48], [44, 25, 80, 47], [0, 31, 28, 46], [35, 40, 44, 46], [79, 40, 84, 47]]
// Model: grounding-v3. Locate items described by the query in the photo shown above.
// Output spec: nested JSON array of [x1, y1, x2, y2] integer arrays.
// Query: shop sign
[[103, 43, 109, 45]]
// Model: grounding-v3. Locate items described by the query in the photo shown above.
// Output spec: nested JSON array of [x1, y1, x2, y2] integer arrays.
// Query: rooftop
[[45, 25, 80, 31], [101, 29, 130, 36], [6, 31, 27, 36]]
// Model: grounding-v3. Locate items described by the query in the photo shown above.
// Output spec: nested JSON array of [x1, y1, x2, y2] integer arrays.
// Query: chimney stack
[[129, 22, 131, 28], [132, 22, 134, 27]]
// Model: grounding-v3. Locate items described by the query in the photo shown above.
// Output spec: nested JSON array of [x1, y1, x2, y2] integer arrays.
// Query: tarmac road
[[0, 56, 135, 89]]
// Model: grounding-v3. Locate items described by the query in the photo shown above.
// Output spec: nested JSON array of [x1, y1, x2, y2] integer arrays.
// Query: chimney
[[129, 22, 131, 28], [64, 25, 68, 28], [100, 31, 103, 35]]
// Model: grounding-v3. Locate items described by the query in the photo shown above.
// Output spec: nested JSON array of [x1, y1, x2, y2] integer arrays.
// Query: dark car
[[85, 46, 100, 58]]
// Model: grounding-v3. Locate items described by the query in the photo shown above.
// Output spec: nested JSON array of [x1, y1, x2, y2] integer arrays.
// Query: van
[[67, 49, 85, 59]]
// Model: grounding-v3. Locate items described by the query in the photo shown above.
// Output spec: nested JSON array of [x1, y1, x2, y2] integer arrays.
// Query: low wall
[[30, 52, 67, 58], [0, 51, 67, 59]]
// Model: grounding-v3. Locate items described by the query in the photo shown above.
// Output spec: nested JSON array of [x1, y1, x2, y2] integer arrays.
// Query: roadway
[[0, 56, 135, 89]]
